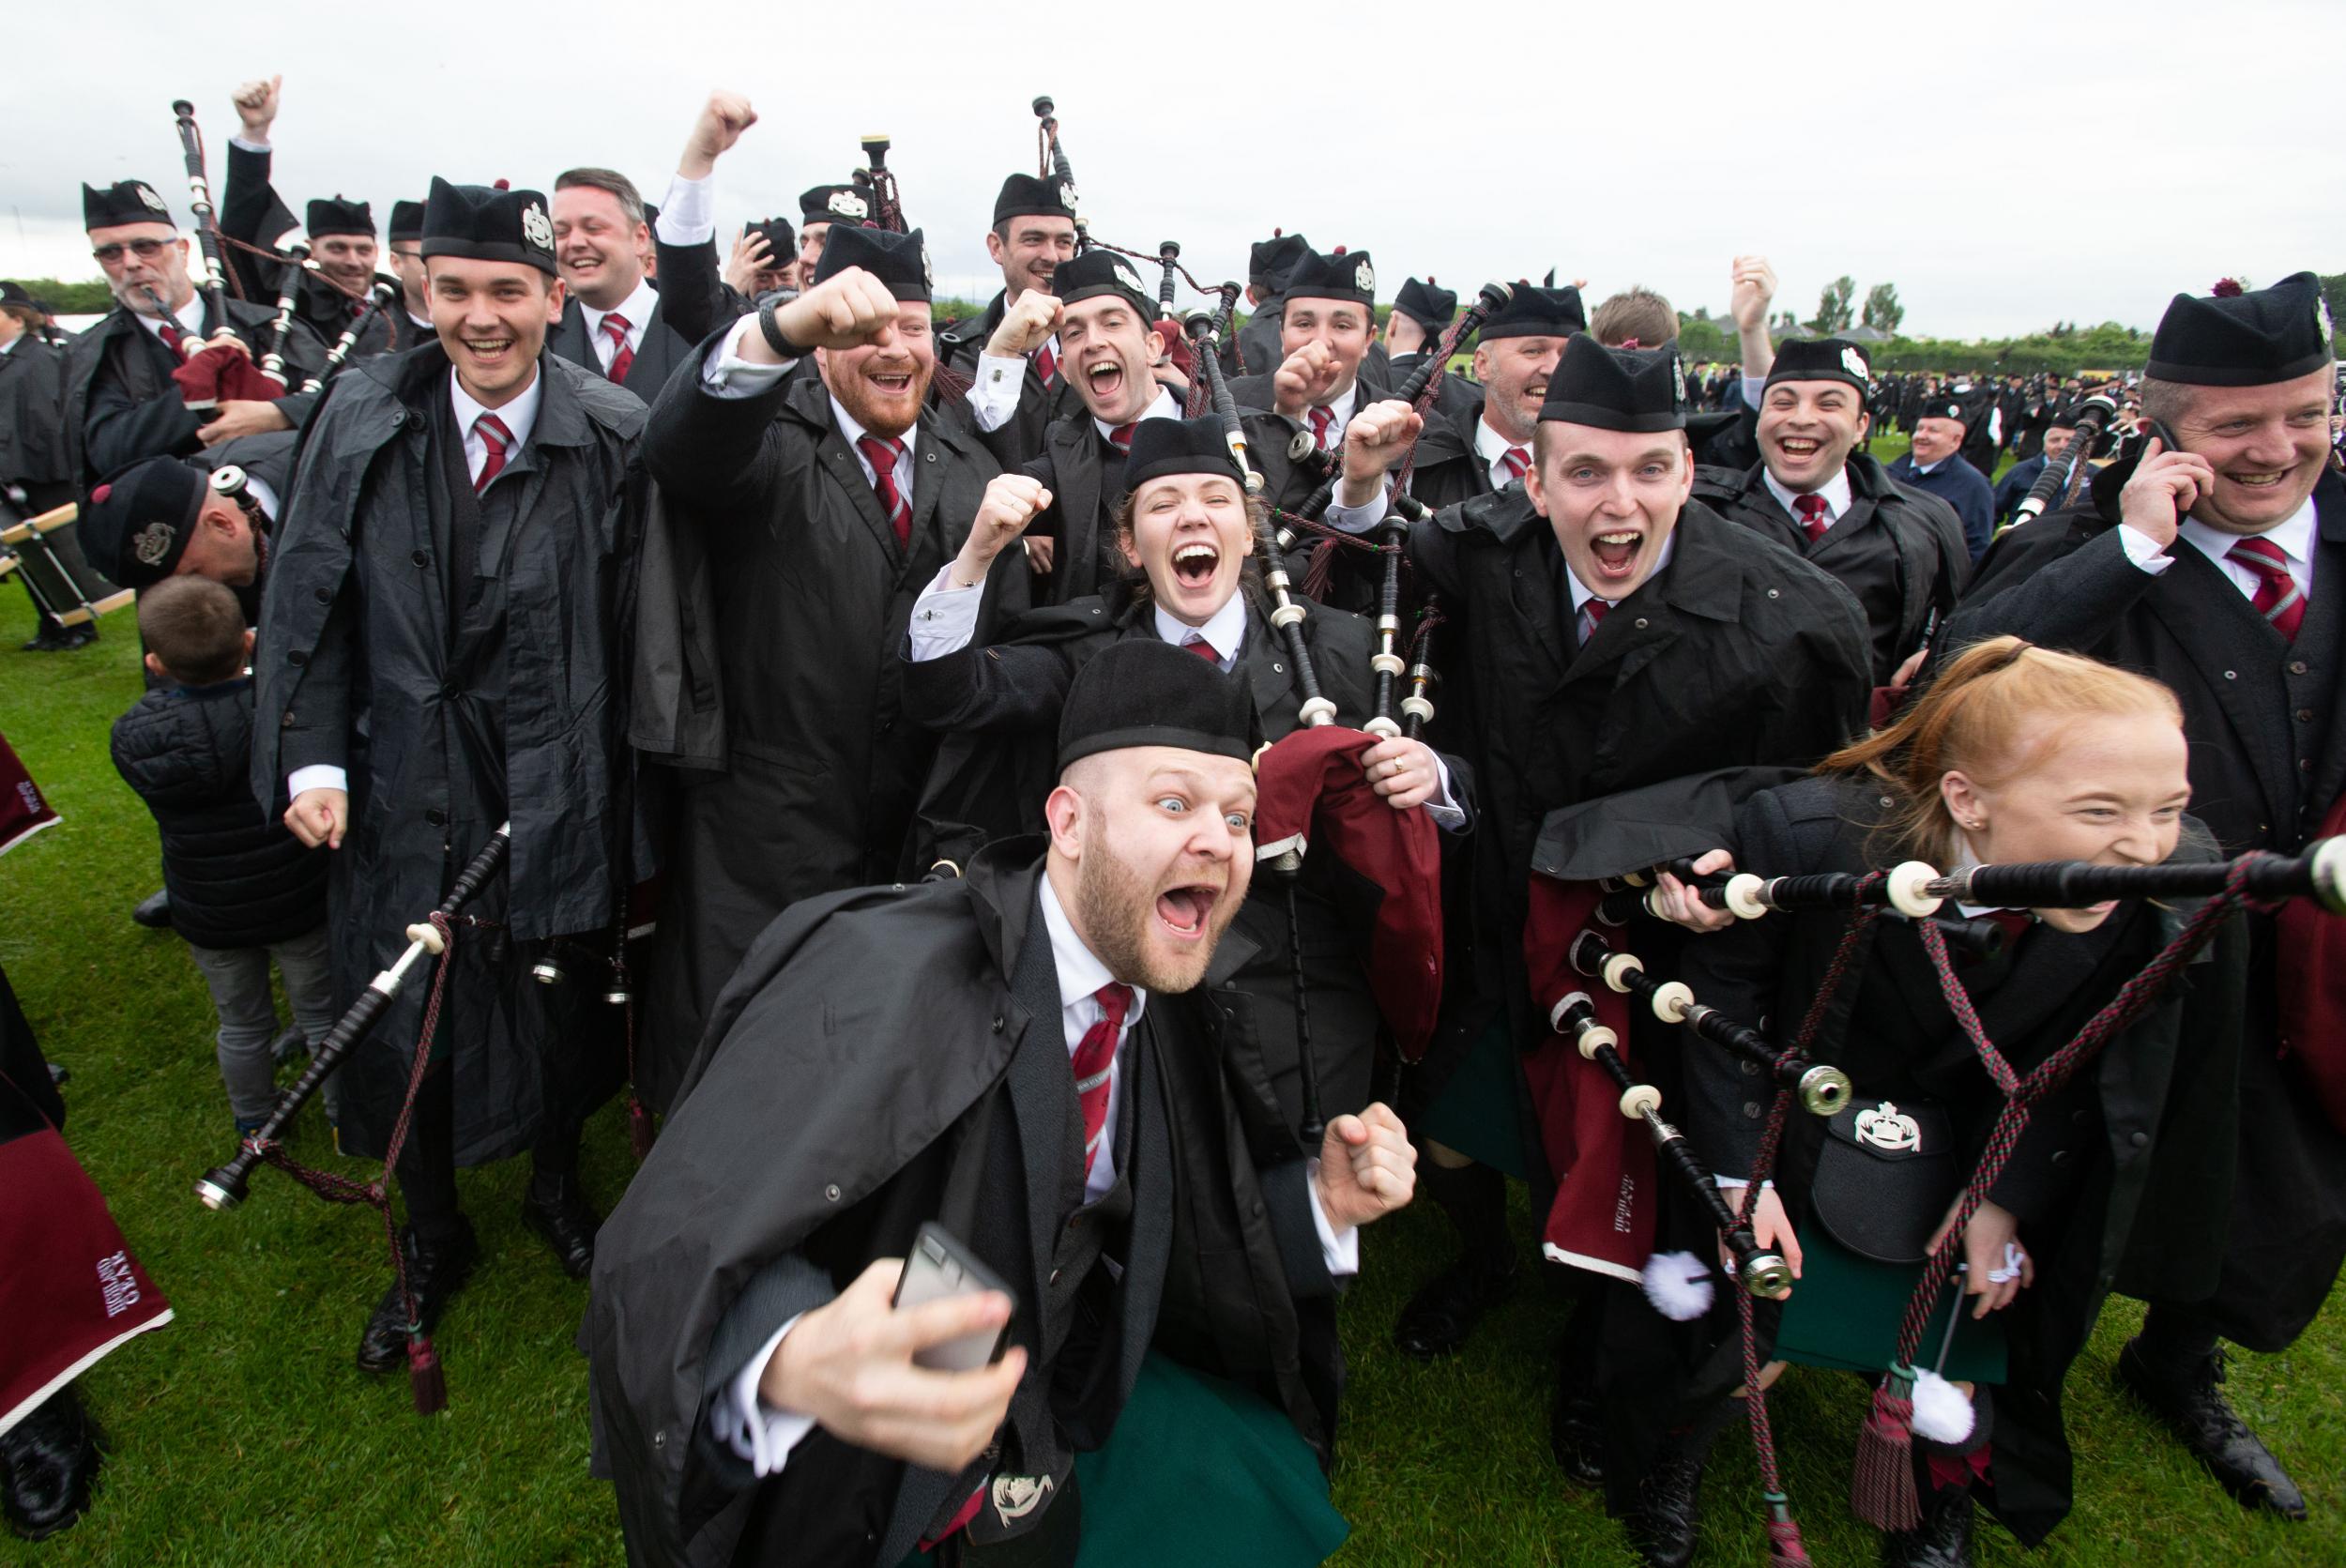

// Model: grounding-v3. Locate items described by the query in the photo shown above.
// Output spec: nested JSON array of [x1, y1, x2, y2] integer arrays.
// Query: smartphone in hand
[[892, 1223, 1016, 1373]]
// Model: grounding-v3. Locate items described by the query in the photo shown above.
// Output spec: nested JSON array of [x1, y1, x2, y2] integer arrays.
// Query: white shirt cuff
[[966, 354, 1027, 434], [1304, 1160, 1361, 1278], [229, 135, 270, 153], [907, 565, 984, 662], [1424, 756, 1467, 834], [1740, 374, 1764, 411], [1320, 494, 1390, 536], [702, 315, 795, 398], [288, 765, 347, 798], [714, 1316, 819, 1477], [656, 172, 717, 247], [2116, 525, 2175, 574]]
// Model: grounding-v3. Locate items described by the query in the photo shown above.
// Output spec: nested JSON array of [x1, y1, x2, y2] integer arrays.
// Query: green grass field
[[2, 574, 2337, 1567]]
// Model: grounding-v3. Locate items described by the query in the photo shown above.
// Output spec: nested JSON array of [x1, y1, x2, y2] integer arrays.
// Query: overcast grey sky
[[5, 0, 2337, 340]]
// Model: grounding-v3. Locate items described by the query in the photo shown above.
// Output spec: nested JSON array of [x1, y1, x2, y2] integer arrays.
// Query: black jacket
[[632, 334, 1013, 1115], [1945, 463, 2346, 1348], [585, 847, 1340, 1568], [63, 299, 325, 488], [1694, 452, 1971, 683], [0, 334, 70, 492], [252, 343, 645, 1162], [1681, 774, 2245, 1545], [550, 294, 693, 406], [1408, 491, 1873, 1088], [111, 677, 328, 950], [937, 291, 1086, 464], [219, 141, 406, 363]]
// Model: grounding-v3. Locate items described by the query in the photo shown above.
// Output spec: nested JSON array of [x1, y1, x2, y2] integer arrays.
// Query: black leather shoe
[[1881, 1484, 1973, 1568], [1626, 1418, 1721, 1568], [0, 1384, 101, 1542], [1392, 1254, 1516, 1361], [2116, 1337, 2308, 1519], [521, 1176, 602, 1280], [130, 889, 172, 929], [356, 1221, 479, 1374], [19, 624, 94, 653], [1549, 1378, 1606, 1487]]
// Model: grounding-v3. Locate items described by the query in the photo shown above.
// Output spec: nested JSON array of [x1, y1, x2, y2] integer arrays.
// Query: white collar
[[0, 335, 16, 356], [830, 395, 919, 461], [1909, 456, 1944, 477], [1317, 381, 1358, 428], [2180, 492, 2318, 571], [136, 293, 205, 342], [1563, 533, 1678, 614], [448, 362, 543, 450], [1154, 587, 1248, 662], [581, 277, 658, 339], [1094, 385, 1179, 445], [1039, 870, 1150, 1030], [1949, 834, 2029, 921], [1474, 413, 1533, 469], [1760, 464, 1854, 524]]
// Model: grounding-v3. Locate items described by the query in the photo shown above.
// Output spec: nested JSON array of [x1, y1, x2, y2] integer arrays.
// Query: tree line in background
[[17, 270, 2342, 382]]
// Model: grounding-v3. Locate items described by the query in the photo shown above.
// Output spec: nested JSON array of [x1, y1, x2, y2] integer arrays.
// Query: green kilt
[[1415, 1018, 1531, 1179], [1774, 1223, 2008, 1384]]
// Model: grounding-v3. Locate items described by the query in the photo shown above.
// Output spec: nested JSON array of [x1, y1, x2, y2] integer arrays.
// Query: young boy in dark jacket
[[110, 576, 339, 1137]]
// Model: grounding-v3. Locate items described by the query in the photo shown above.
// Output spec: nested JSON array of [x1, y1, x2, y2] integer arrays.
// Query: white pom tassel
[[1640, 1250, 1716, 1321], [1909, 1368, 1977, 1445]]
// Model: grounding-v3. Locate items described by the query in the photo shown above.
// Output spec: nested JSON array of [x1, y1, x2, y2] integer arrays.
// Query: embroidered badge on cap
[[1670, 352, 1688, 407], [1854, 1100, 1922, 1152], [922, 240, 935, 290], [131, 521, 175, 567], [1112, 259, 1143, 296], [135, 183, 168, 213], [1058, 180, 1079, 210], [1353, 260, 1375, 295], [1841, 345, 1868, 377], [828, 190, 869, 221], [521, 202, 554, 251]]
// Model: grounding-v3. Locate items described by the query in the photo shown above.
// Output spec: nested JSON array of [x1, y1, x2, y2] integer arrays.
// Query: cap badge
[[132, 522, 175, 567], [828, 190, 869, 221], [1670, 353, 1687, 408], [521, 202, 554, 251], [1353, 260, 1375, 295], [1058, 181, 1079, 210], [135, 183, 168, 213], [1841, 346, 1868, 377]]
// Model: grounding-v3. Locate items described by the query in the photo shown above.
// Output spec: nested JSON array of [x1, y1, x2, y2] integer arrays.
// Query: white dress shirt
[[713, 873, 1362, 1476], [1760, 467, 1854, 535], [2119, 493, 2318, 601], [580, 277, 659, 373], [136, 294, 206, 345], [1474, 417, 1534, 493], [967, 335, 1061, 432], [1565, 538, 1680, 645], [654, 172, 716, 248], [288, 367, 541, 802]]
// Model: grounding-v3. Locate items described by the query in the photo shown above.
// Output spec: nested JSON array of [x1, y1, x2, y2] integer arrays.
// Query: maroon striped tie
[[158, 317, 190, 358], [1792, 492, 1830, 544], [601, 312, 634, 384], [1034, 343, 1059, 389], [856, 434, 911, 548], [2228, 536, 2304, 641], [1308, 405, 1334, 450], [1499, 446, 1530, 486], [473, 414, 513, 494], [1072, 982, 1133, 1178]]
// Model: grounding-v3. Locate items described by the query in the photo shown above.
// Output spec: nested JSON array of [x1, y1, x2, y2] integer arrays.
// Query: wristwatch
[[756, 297, 803, 359]]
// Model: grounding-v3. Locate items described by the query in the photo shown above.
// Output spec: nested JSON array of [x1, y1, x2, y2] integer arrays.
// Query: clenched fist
[[952, 474, 1053, 585], [985, 291, 1062, 359], [1272, 341, 1343, 420], [768, 267, 903, 357]]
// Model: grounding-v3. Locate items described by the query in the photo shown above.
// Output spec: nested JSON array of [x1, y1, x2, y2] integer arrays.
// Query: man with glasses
[[62, 180, 325, 489]]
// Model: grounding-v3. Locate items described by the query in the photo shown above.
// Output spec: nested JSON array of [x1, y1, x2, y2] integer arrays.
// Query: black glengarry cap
[[1539, 337, 1687, 433], [1058, 636, 1257, 772], [420, 176, 557, 276]]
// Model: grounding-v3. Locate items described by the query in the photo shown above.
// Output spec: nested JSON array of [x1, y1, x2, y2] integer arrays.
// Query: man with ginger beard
[[632, 222, 1013, 1118], [1947, 272, 2346, 1522], [1327, 339, 1867, 1489], [252, 176, 645, 1364], [1693, 336, 1970, 686], [588, 637, 1417, 1567], [902, 414, 1472, 1153]]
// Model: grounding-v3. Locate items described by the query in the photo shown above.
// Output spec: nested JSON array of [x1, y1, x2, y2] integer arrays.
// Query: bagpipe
[[2001, 389, 2120, 532], [851, 134, 906, 234], [256, 239, 313, 385], [300, 278, 399, 395], [157, 99, 292, 407], [1032, 95, 1085, 251], [1534, 832, 2346, 1550]]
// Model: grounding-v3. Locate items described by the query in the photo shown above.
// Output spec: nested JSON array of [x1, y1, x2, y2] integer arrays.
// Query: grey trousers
[[183, 922, 343, 1128]]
